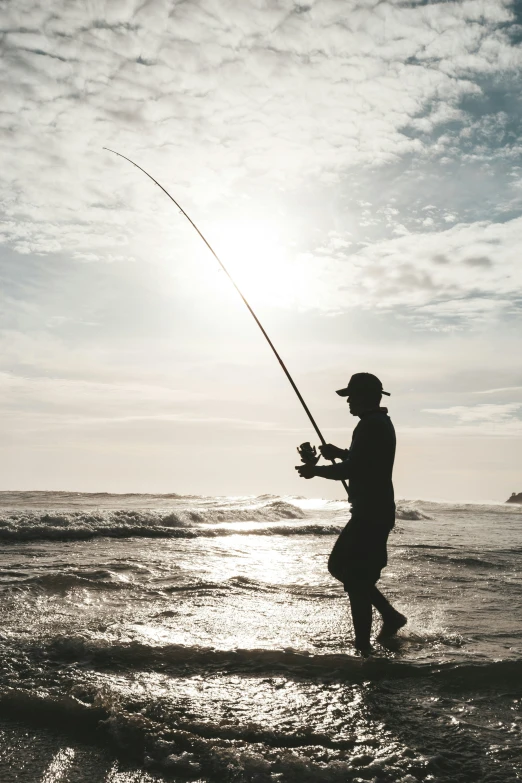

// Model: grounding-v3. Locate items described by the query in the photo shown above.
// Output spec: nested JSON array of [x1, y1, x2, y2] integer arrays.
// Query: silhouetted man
[[296, 372, 406, 655]]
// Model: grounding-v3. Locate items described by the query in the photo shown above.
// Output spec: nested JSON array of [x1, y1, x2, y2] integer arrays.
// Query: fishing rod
[[103, 148, 349, 496]]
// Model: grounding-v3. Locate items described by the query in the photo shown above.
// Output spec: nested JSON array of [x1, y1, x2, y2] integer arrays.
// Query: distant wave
[[0, 490, 196, 502], [422, 553, 508, 569], [407, 499, 522, 516], [2, 490, 522, 515]]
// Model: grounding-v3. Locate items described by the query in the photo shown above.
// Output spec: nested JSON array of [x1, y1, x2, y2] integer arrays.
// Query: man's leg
[[333, 517, 406, 649], [367, 521, 407, 640], [328, 522, 353, 583], [371, 585, 407, 639], [340, 521, 384, 652], [346, 585, 373, 653], [370, 585, 398, 617]]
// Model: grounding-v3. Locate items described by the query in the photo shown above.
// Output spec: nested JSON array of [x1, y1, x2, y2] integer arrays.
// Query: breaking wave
[[395, 502, 431, 520], [0, 522, 341, 543], [0, 497, 436, 542], [3, 494, 521, 543], [0, 501, 314, 542]]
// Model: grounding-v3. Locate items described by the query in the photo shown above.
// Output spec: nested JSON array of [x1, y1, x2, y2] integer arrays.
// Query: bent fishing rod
[[103, 148, 349, 496]]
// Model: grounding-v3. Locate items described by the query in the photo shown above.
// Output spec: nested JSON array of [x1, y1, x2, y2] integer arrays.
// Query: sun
[[205, 218, 305, 310]]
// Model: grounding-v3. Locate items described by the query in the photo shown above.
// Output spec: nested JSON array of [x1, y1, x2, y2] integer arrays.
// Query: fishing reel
[[297, 442, 320, 465]]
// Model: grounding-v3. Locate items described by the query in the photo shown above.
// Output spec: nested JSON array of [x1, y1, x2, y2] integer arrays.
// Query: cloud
[[296, 213, 522, 323], [473, 386, 522, 395], [0, 370, 283, 435], [0, 1, 521, 501], [418, 401, 522, 436], [423, 402, 522, 423], [0, 0, 521, 266]]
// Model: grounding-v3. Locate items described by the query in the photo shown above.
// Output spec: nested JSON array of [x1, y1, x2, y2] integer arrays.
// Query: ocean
[[0, 491, 520, 782]]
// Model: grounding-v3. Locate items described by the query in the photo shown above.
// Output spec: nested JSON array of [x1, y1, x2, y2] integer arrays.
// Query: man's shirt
[[315, 408, 396, 520]]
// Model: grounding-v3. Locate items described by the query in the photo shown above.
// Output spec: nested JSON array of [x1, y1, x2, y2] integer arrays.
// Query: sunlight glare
[[206, 218, 308, 309]]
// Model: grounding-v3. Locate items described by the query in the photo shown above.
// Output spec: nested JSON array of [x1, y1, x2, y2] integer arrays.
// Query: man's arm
[[314, 458, 350, 480], [319, 443, 349, 461], [296, 454, 350, 481]]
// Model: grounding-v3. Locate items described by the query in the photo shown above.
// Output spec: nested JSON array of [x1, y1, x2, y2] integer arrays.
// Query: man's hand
[[295, 463, 316, 479], [319, 443, 346, 461]]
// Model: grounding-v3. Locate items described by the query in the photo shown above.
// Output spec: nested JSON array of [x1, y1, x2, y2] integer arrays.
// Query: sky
[[1, 0, 522, 502]]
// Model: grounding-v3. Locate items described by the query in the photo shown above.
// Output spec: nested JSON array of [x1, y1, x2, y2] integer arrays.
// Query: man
[[296, 372, 406, 655]]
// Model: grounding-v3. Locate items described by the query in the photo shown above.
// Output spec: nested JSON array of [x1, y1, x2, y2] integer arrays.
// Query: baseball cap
[[336, 372, 390, 397]]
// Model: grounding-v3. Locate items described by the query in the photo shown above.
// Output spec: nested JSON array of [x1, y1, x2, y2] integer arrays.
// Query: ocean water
[[0, 491, 520, 782]]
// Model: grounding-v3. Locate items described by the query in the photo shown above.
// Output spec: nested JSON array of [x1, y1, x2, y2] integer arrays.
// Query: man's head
[[336, 373, 390, 417]]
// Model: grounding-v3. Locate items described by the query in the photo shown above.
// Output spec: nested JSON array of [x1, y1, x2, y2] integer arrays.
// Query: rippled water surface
[[0, 491, 520, 782]]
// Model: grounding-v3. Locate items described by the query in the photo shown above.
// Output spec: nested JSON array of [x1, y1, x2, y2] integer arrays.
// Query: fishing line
[[104, 148, 349, 496]]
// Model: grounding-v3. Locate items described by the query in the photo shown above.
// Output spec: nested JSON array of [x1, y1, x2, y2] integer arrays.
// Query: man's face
[[347, 392, 376, 416], [347, 393, 365, 416]]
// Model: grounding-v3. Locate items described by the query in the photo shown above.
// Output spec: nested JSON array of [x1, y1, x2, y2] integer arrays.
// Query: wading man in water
[[296, 373, 406, 655]]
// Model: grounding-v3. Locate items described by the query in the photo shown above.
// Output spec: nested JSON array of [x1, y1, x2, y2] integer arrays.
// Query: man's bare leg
[[370, 586, 407, 640], [347, 587, 373, 654]]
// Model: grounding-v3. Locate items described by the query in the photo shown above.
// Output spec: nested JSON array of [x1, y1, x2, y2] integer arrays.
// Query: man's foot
[[354, 641, 374, 657], [377, 612, 407, 641]]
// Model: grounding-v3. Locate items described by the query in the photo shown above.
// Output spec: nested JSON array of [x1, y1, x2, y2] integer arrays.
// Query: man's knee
[[327, 550, 346, 582], [343, 565, 381, 593]]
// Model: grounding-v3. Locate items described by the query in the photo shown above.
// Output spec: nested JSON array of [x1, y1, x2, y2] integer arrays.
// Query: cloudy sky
[[1, 0, 521, 501]]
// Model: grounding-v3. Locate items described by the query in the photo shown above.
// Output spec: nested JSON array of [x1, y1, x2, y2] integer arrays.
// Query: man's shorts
[[328, 514, 393, 592]]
